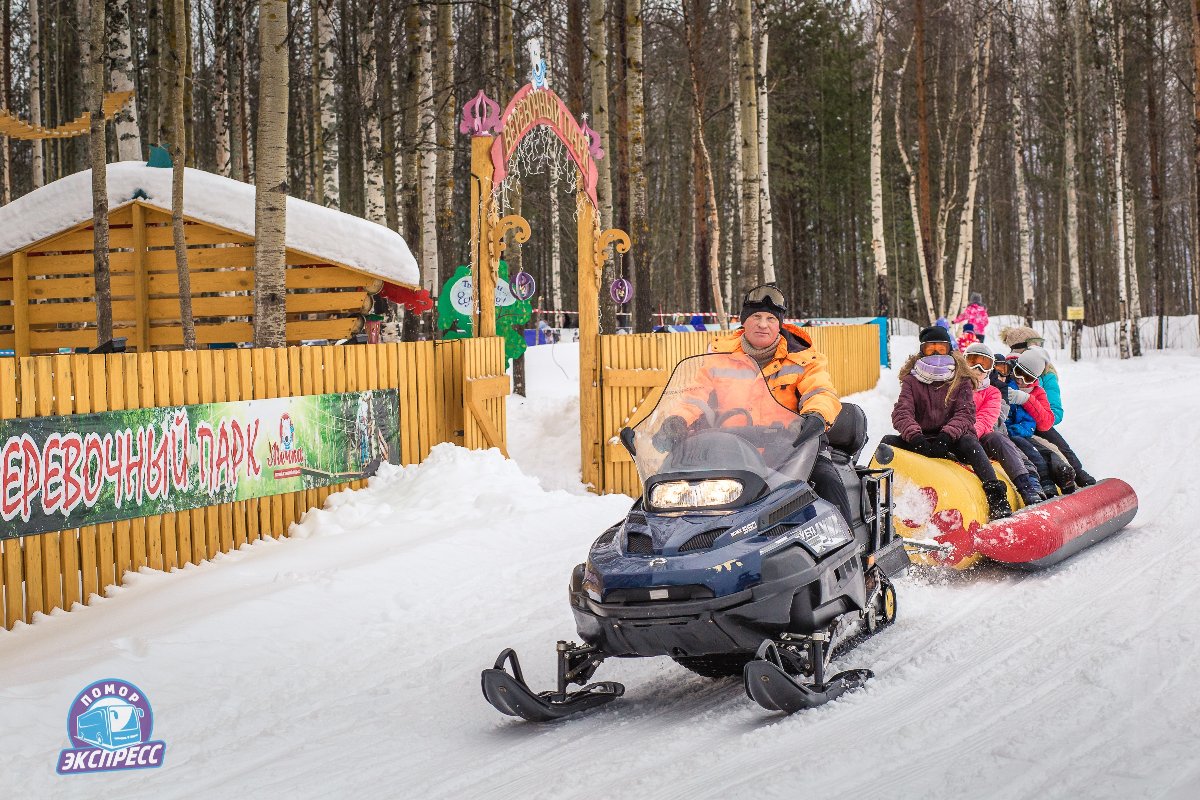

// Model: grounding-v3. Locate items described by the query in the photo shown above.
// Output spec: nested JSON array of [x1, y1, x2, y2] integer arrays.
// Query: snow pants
[[979, 431, 1033, 480], [881, 433, 999, 484]]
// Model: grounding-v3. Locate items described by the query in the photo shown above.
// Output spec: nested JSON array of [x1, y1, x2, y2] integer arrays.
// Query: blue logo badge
[[57, 679, 167, 775]]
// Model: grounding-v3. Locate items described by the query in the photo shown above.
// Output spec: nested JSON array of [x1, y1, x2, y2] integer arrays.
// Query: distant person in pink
[[954, 292, 989, 343]]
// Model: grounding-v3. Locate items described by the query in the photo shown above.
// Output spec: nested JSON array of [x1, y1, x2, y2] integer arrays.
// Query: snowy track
[[2, 345, 1199, 798]]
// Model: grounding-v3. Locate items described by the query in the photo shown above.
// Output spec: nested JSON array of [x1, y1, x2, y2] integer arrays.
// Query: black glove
[[907, 432, 928, 446], [790, 413, 826, 445], [935, 432, 954, 447], [652, 415, 688, 452]]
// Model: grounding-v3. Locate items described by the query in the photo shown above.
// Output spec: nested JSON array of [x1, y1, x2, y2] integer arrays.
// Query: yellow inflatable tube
[[869, 443, 1023, 570]]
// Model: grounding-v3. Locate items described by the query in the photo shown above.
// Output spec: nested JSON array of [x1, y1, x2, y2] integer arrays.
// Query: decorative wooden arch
[[461, 83, 629, 488], [0, 90, 135, 140]]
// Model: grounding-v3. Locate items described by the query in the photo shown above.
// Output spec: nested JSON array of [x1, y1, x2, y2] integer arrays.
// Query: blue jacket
[[1040, 370, 1064, 425], [1004, 376, 1037, 438]]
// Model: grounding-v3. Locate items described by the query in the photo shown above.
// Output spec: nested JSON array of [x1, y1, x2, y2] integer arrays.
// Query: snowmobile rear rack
[[481, 644, 624, 722]]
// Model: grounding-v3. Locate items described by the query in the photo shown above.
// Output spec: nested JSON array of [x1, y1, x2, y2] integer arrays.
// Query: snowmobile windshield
[[629, 352, 821, 508]]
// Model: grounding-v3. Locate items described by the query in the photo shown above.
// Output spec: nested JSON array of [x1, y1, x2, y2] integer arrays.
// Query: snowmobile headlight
[[650, 479, 744, 509], [796, 514, 853, 555]]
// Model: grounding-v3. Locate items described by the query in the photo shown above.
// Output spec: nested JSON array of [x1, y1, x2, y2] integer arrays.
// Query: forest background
[[1, 0, 1197, 356]]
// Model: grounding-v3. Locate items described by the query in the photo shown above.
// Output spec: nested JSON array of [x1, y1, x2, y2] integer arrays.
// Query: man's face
[[743, 312, 781, 350]]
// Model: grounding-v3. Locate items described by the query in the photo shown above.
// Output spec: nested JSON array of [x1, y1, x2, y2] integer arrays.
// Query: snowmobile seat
[[826, 403, 868, 465]]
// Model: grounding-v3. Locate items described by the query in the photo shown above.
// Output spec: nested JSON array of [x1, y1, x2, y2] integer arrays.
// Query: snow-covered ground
[[2, 338, 1199, 799]]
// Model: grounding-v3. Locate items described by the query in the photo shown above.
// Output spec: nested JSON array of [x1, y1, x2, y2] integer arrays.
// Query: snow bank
[[0, 161, 419, 287]]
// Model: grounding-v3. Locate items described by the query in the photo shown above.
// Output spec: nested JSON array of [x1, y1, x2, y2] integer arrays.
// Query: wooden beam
[[601, 367, 667, 388], [12, 251, 29, 357], [132, 203, 150, 352]]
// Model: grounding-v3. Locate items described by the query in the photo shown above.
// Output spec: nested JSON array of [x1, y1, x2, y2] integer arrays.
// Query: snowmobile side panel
[[974, 479, 1138, 569]]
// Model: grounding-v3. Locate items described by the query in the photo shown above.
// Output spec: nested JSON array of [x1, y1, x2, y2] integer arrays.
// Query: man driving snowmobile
[[652, 284, 854, 525]]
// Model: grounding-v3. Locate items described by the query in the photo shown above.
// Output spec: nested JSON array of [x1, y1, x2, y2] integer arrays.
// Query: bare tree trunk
[[1062, 0, 1084, 361], [361, 6, 385, 223], [756, 9, 774, 284], [736, 0, 760, 285], [895, 35, 935, 323], [254, 0, 290, 348], [1108, 0, 1132, 359], [1144, 0, 1165, 348], [727, 9, 743, 305], [627, 0, 651, 331], [418, 5, 439, 294], [317, 0, 339, 206], [377, 1, 398, 231], [435, 1, 455, 262], [1008, 0, 1034, 326], [869, 0, 889, 321], [567, 1, 585, 112], [914, 0, 936, 314], [1192, 0, 1200, 341], [685, 0, 726, 327], [30, 0, 44, 187], [590, 0, 616, 332], [213, 0, 231, 175], [107, 0, 142, 161], [171, 0, 196, 349], [88, 0, 111, 342], [947, 10, 993, 319]]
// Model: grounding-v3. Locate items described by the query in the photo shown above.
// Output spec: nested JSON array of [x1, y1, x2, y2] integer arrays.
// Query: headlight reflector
[[797, 514, 853, 555], [650, 479, 743, 509]]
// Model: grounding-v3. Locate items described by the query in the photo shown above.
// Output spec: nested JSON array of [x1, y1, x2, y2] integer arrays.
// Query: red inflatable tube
[[974, 478, 1138, 569]]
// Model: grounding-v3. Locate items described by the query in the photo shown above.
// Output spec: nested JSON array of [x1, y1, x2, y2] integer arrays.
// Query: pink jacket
[[1022, 384, 1055, 432], [954, 303, 989, 337], [973, 384, 1001, 438]]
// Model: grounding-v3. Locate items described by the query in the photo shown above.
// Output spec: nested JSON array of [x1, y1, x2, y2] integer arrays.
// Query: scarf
[[912, 355, 956, 384], [742, 335, 781, 371]]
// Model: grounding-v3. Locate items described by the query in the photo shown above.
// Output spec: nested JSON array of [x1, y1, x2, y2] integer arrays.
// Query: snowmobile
[[872, 443, 1138, 570], [481, 352, 910, 721]]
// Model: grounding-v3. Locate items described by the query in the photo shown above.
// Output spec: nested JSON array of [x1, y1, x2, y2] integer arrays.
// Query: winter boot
[[1051, 462, 1077, 495], [1014, 473, 1045, 506], [981, 480, 1013, 521], [1074, 469, 1098, 487]]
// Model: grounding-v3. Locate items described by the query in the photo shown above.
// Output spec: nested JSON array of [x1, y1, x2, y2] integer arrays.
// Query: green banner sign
[[0, 390, 399, 540]]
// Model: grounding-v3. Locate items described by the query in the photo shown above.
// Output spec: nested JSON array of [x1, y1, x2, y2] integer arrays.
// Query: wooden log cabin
[[0, 161, 420, 355]]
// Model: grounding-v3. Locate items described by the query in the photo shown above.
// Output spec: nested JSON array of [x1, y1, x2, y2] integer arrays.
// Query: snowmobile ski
[[481, 646, 623, 722], [743, 639, 872, 714]]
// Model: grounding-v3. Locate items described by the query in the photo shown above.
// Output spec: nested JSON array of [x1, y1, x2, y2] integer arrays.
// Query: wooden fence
[[0, 337, 508, 630], [591, 325, 881, 497]]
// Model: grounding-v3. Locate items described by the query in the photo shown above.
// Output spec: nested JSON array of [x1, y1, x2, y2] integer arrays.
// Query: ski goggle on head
[[966, 353, 995, 374], [993, 360, 1012, 377], [743, 284, 787, 309], [919, 341, 951, 356], [1010, 337, 1045, 351]]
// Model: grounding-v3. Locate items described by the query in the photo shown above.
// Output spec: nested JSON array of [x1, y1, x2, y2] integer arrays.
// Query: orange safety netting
[[0, 90, 134, 140]]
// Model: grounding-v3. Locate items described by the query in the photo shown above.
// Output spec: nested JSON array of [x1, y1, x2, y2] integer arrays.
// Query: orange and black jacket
[[672, 324, 842, 430]]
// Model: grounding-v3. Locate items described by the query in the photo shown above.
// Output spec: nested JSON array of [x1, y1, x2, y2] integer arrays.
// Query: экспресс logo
[[57, 679, 167, 775]]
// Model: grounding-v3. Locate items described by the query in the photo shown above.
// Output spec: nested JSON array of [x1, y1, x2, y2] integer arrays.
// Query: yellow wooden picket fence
[[0, 337, 508, 630], [590, 325, 882, 497]]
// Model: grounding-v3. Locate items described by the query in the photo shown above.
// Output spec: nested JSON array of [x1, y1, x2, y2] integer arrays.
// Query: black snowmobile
[[481, 352, 909, 720]]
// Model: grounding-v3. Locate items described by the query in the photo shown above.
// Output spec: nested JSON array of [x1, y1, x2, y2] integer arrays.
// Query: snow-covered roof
[[0, 161, 419, 287]]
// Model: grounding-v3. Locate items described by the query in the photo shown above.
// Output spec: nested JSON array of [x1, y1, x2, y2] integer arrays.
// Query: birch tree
[[914, 0, 935, 314], [29, 0, 43, 187], [107, 0, 142, 161], [869, 0, 889, 320], [591, 0, 617, 332], [1061, 0, 1085, 360], [87, 0, 111, 341], [171, 0, 196, 349], [418, 5, 439, 294], [435, 1, 456, 257], [1192, 0, 1200, 340], [894, 35, 936, 322], [736, 0, 761, 284], [947, 9, 993, 318], [727, 10, 743, 305], [213, 0, 231, 175], [1107, 0, 1132, 359], [756, 7, 775, 284], [316, 0, 339, 207], [361, 7, 385, 224], [628, 0, 651, 330], [1007, 0, 1035, 325], [254, 0, 290, 348], [375, 1, 398, 231]]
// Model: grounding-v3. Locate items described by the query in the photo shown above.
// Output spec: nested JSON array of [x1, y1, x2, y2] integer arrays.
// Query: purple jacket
[[891, 373, 978, 442]]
